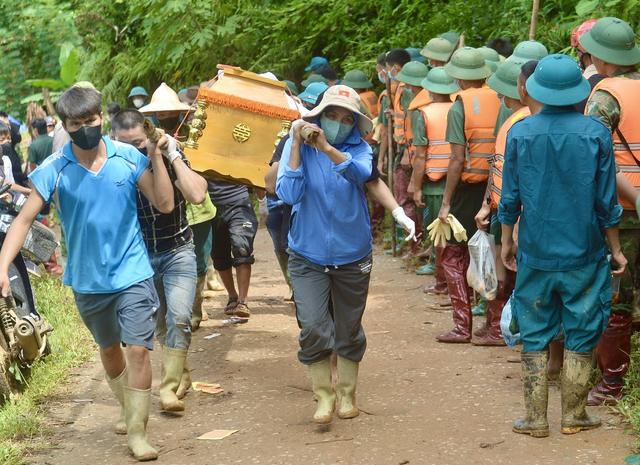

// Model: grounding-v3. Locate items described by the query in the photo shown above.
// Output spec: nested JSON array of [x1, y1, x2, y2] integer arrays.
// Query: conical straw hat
[[139, 83, 190, 113]]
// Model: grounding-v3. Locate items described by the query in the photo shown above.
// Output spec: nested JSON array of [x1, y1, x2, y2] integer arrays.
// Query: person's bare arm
[[411, 145, 427, 208], [29, 162, 37, 174], [501, 223, 517, 272], [137, 135, 175, 213], [265, 162, 279, 194], [606, 226, 627, 277], [438, 143, 465, 224], [0, 190, 46, 296], [378, 125, 388, 174], [475, 165, 494, 231], [367, 177, 400, 211], [173, 158, 207, 205]]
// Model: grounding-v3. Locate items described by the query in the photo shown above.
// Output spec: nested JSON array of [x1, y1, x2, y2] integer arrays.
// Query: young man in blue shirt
[[0, 87, 175, 461], [498, 55, 626, 438]]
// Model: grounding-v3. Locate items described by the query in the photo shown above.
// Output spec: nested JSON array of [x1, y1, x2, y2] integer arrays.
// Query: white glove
[[392, 207, 416, 242], [258, 196, 268, 218], [160, 135, 180, 164], [289, 119, 306, 137]]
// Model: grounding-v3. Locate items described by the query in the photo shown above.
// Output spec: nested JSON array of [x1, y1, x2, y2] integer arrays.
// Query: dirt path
[[33, 229, 632, 464]]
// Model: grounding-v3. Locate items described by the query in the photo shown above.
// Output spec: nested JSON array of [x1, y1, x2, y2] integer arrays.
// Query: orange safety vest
[[392, 82, 408, 145], [490, 106, 531, 210], [360, 90, 379, 118], [404, 89, 433, 163], [421, 101, 454, 182], [587, 78, 640, 210], [458, 85, 501, 183]]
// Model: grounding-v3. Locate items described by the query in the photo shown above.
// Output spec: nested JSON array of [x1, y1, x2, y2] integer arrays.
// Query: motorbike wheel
[[0, 330, 13, 404]]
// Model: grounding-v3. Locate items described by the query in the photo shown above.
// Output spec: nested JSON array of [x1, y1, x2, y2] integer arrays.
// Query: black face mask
[[158, 117, 180, 131], [137, 146, 148, 156], [69, 125, 103, 151], [0, 143, 10, 157]]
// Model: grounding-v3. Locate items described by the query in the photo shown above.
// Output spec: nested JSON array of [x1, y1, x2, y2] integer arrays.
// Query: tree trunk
[[42, 88, 56, 116], [529, 0, 540, 40]]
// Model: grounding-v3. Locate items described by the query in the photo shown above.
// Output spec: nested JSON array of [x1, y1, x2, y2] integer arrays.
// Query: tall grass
[[0, 273, 93, 464], [618, 333, 640, 451]]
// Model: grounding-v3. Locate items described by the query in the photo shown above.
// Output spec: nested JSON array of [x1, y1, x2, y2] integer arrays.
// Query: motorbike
[[0, 183, 57, 403]]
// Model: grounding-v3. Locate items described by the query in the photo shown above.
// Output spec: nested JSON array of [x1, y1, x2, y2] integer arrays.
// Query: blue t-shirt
[[29, 137, 154, 294]]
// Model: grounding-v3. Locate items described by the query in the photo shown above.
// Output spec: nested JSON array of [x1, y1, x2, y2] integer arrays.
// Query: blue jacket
[[497, 105, 622, 271], [276, 122, 373, 266]]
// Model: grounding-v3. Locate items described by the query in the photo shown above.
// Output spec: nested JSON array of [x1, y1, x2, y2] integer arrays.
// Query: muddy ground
[[33, 229, 633, 464]]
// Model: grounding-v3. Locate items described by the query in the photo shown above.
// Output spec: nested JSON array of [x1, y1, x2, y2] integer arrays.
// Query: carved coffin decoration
[[183, 65, 300, 188]]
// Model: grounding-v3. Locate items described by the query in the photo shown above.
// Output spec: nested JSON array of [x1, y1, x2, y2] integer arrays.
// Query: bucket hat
[[305, 57, 329, 72], [526, 54, 591, 106], [128, 86, 149, 98], [487, 60, 526, 100], [303, 85, 373, 137], [579, 17, 640, 66], [406, 47, 427, 63], [420, 38, 454, 62], [341, 70, 373, 89], [283, 80, 299, 95], [396, 61, 430, 86], [444, 47, 492, 81], [508, 40, 549, 62], [139, 83, 190, 113], [302, 74, 328, 88], [421, 67, 459, 95], [298, 82, 330, 105]]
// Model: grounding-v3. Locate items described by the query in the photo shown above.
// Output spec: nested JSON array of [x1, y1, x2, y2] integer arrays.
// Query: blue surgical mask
[[389, 71, 398, 81], [378, 72, 386, 83], [320, 113, 353, 146]]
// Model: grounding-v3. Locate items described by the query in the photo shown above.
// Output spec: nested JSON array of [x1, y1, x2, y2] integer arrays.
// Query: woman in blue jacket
[[276, 85, 373, 424]]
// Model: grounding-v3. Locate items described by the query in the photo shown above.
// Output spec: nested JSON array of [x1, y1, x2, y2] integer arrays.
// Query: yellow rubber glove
[[448, 214, 468, 242], [427, 218, 451, 248]]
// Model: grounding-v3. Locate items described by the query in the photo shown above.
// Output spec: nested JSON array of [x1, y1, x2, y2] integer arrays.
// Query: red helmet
[[571, 19, 598, 51]]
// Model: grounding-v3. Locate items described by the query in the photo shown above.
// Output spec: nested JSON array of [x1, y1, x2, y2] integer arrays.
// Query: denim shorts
[[73, 278, 159, 350]]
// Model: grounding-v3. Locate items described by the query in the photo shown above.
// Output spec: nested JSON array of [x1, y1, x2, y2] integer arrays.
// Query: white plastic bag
[[466, 230, 498, 300]]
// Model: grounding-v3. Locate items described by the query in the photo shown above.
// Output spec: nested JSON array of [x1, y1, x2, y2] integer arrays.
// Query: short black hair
[[111, 109, 145, 132], [0, 121, 9, 137], [377, 54, 387, 66], [487, 38, 514, 58], [0, 112, 8, 119], [106, 103, 121, 115], [31, 118, 47, 136], [315, 64, 338, 81], [520, 60, 539, 81], [385, 48, 411, 67], [56, 87, 102, 125]]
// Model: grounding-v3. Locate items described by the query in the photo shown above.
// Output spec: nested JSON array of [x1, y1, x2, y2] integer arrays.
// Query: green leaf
[[626, 455, 640, 465], [605, 0, 622, 6], [623, 0, 639, 11], [20, 93, 44, 104], [24, 79, 66, 89], [60, 48, 80, 86], [576, 0, 600, 16], [59, 43, 75, 68]]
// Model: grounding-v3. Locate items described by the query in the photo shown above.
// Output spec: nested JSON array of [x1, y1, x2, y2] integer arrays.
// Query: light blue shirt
[[29, 137, 154, 294], [276, 122, 373, 266], [498, 105, 622, 271]]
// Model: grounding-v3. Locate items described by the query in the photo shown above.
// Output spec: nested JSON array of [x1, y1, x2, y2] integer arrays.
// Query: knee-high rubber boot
[[275, 251, 293, 301], [562, 350, 601, 434], [473, 304, 492, 337], [423, 246, 448, 295], [437, 244, 472, 343], [207, 266, 225, 291], [308, 358, 336, 424], [191, 274, 208, 331], [105, 364, 128, 435], [513, 351, 549, 437], [472, 279, 513, 346], [588, 312, 632, 406], [123, 386, 158, 461], [336, 356, 359, 419], [159, 347, 187, 412], [176, 358, 191, 399]]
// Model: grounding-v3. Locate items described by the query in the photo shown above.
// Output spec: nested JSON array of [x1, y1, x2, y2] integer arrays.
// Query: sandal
[[234, 301, 251, 318], [224, 297, 238, 315]]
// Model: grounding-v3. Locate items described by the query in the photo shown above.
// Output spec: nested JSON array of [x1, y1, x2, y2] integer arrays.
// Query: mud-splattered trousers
[[210, 198, 258, 270]]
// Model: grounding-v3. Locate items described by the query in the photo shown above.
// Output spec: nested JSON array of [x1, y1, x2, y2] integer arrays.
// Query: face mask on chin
[[133, 98, 145, 108], [69, 125, 103, 151], [0, 143, 10, 157], [137, 146, 148, 156]]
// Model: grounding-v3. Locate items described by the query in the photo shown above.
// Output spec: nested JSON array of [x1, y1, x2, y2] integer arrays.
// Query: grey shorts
[[73, 278, 159, 350]]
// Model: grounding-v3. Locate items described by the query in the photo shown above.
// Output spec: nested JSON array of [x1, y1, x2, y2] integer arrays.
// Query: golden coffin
[[183, 65, 300, 188]]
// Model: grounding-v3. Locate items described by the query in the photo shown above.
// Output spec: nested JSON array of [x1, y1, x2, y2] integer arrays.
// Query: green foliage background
[[1, 0, 639, 120]]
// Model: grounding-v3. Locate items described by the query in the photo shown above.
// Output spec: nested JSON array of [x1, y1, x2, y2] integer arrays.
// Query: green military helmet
[[440, 32, 460, 45], [283, 80, 299, 96], [302, 74, 328, 88], [421, 66, 459, 95], [579, 17, 640, 66], [444, 47, 492, 81], [507, 40, 548, 62], [480, 46, 501, 64], [526, 54, 590, 106], [487, 60, 525, 100], [405, 47, 427, 63], [396, 61, 430, 86], [420, 38, 454, 62], [486, 60, 499, 73], [341, 70, 373, 89]]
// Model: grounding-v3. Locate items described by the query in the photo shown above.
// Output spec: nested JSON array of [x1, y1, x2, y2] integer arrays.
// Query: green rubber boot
[[513, 351, 550, 438], [159, 346, 187, 412], [471, 295, 487, 316], [123, 386, 158, 461], [275, 251, 293, 301], [336, 356, 360, 419], [105, 364, 128, 435], [415, 262, 436, 275], [561, 350, 601, 434], [308, 358, 336, 424]]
